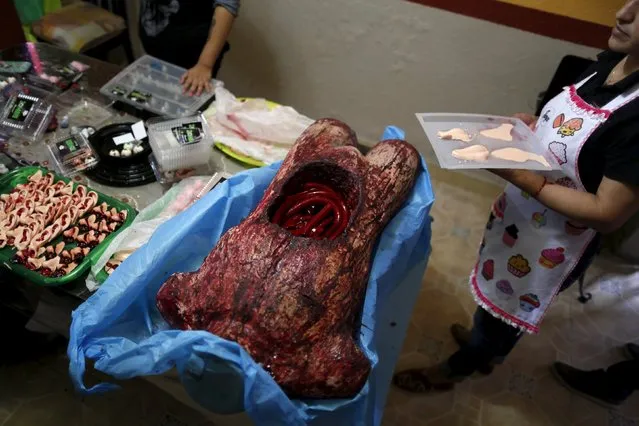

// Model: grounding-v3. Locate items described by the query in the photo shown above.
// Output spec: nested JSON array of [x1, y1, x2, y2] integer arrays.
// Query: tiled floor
[[1, 167, 638, 426]]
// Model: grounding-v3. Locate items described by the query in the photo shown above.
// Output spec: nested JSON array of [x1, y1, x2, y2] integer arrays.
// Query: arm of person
[[491, 169, 639, 234], [181, 3, 238, 96]]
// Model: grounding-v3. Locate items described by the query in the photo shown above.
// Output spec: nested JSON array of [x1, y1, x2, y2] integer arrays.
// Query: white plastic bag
[[203, 87, 313, 164], [85, 177, 210, 291]]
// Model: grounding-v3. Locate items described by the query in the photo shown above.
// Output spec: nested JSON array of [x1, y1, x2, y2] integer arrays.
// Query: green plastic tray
[[0, 166, 137, 286], [96, 267, 109, 284], [214, 142, 266, 168]]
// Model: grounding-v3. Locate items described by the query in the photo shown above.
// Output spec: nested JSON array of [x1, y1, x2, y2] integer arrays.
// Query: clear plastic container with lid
[[47, 132, 99, 177], [147, 114, 214, 171], [0, 92, 54, 141], [99, 55, 219, 118]]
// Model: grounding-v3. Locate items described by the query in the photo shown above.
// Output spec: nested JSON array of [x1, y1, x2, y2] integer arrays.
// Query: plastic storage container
[[99, 55, 218, 118], [0, 92, 54, 141], [147, 115, 214, 171], [3, 75, 61, 102], [416, 113, 560, 171], [148, 153, 216, 184], [47, 132, 99, 177], [63, 98, 113, 128]]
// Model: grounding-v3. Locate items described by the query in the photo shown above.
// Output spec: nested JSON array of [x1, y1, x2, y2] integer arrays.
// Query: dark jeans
[[448, 234, 602, 377], [139, 24, 230, 76]]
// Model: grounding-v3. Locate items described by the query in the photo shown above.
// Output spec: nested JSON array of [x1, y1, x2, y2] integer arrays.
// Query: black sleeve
[[603, 124, 639, 188]]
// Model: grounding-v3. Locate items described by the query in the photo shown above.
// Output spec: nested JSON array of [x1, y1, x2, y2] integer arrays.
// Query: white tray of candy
[[416, 113, 561, 171], [99, 55, 219, 118]]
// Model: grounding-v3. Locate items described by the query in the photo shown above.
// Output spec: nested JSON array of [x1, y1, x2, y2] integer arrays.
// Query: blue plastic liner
[[68, 127, 435, 426]]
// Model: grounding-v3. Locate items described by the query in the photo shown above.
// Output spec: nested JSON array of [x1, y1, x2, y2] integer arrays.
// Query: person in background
[[139, 0, 239, 96], [552, 343, 639, 407], [393, 0, 639, 396]]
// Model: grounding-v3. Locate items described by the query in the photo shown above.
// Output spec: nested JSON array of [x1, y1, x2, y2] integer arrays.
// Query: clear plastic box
[[47, 132, 99, 177], [147, 115, 214, 171], [64, 98, 113, 128], [99, 55, 218, 118], [416, 113, 560, 171], [0, 93, 54, 141], [148, 153, 216, 184], [3, 75, 61, 102]]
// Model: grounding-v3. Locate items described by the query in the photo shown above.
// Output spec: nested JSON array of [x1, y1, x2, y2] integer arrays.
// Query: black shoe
[[551, 362, 629, 408], [623, 343, 639, 360], [450, 323, 494, 375]]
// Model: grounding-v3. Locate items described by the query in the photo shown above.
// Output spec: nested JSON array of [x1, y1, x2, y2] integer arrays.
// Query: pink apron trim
[[470, 264, 539, 334], [567, 85, 611, 119]]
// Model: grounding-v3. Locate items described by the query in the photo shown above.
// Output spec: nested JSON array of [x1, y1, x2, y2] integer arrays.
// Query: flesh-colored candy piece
[[28, 170, 43, 183], [490, 147, 551, 168], [452, 144, 490, 162], [480, 123, 514, 141], [27, 256, 45, 270], [437, 128, 473, 143], [42, 256, 61, 272], [13, 227, 33, 250]]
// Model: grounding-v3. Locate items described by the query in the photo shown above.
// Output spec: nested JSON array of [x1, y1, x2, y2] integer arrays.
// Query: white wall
[[218, 0, 600, 155]]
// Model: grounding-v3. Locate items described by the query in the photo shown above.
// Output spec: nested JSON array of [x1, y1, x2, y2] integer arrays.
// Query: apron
[[471, 73, 639, 334]]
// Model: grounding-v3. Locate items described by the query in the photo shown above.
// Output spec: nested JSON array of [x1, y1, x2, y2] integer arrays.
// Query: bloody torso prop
[[157, 118, 419, 398]]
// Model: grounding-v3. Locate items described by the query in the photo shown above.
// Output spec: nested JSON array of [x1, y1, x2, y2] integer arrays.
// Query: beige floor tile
[[395, 351, 435, 373], [450, 402, 480, 422], [468, 365, 513, 400], [575, 409, 612, 426], [425, 411, 480, 426], [0, 361, 67, 413], [382, 405, 430, 426], [458, 393, 482, 411], [386, 387, 457, 424], [426, 243, 478, 288], [381, 406, 399, 426], [3, 393, 83, 426], [399, 321, 424, 354], [506, 333, 558, 377], [410, 290, 471, 342], [531, 373, 605, 426], [618, 394, 639, 419], [482, 393, 550, 426]]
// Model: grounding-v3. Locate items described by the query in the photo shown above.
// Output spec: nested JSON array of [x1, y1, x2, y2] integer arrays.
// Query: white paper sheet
[[113, 133, 135, 145], [132, 120, 147, 141]]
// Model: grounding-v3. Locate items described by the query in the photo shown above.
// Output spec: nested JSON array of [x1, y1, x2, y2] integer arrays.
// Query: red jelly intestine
[[271, 183, 350, 240]]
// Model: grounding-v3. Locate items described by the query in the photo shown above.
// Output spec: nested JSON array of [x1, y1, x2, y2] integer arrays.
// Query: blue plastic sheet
[[68, 126, 435, 426]]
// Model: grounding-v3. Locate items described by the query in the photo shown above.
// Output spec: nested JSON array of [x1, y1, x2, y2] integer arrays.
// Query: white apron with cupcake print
[[471, 73, 639, 334]]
